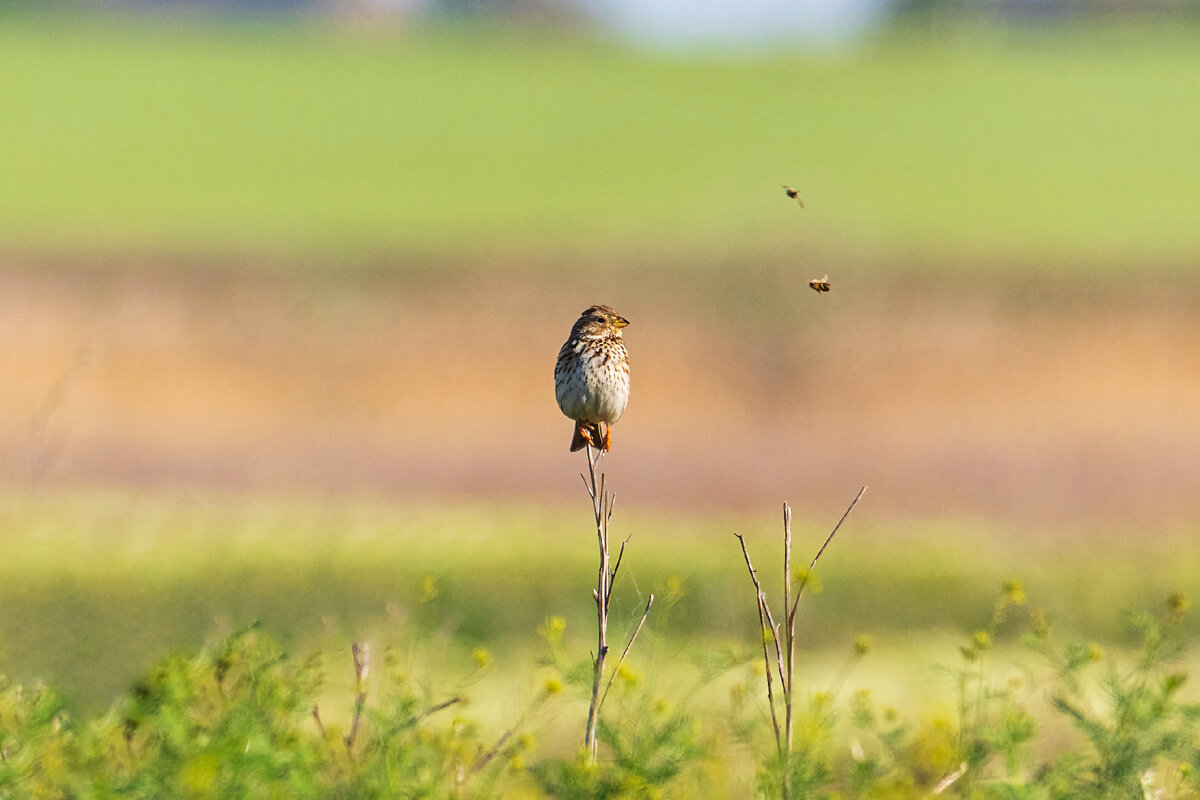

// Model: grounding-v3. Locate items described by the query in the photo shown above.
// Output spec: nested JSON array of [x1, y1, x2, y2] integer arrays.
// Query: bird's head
[[574, 305, 629, 339]]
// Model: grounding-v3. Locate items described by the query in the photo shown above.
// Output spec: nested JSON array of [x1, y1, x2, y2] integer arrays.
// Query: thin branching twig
[[413, 696, 463, 725], [345, 641, 370, 751], [763, 604, 788, 700], [734, 486, 868, 795], [933, 761, 968, 795], [735, 533, 784, 754], [472, 728, 517, 775], [312, 705, 327, 740], [583, 443, 612, 764], [600, 593, 655, 709], [783, 504, 795, 754], [608, 535, 633, 611], [471, 713, 521, 776], [578, 441, 651, 765], [789, 486, 868, 622]]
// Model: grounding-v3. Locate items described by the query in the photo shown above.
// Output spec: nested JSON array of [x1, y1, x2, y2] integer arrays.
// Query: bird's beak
[[613, 316, 630, 329]]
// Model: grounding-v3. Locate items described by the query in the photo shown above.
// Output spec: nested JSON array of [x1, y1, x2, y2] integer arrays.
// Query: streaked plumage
[[554, 305, 631, 452]]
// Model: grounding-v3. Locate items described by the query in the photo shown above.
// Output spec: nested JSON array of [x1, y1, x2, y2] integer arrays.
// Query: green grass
[[2, 17, 1200, 266], [2, 494, 1200, 796], [2, 489, 1198, 714]]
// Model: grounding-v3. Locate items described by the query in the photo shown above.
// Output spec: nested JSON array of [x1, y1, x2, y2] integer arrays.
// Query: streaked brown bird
[[554, 305, 631, 453]]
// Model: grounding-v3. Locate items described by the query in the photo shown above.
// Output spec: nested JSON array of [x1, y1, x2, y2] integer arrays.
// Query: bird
[[554, 305, 631, 453]]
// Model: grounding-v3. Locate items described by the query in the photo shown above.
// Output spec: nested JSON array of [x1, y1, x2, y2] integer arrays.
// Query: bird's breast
[[555, 340, 629, 424]]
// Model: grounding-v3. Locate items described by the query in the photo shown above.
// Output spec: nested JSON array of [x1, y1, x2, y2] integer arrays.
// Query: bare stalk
[[789, 486, 868, 621], [582, 443, 612, 764], [311, 705, 328, 740], [734, 487, 867, 799], [472, 683, 555, 775], [600, 593, 655, 709], [472, 726, 518, 775], [575, 441, 653, 764], [735, 533, 783, 754], [344, 641, 370, 752], [933, 762, 969, 795], [783, 504, 795, 755], [608, 535, 633, 611], [414, 696, 463, 723]]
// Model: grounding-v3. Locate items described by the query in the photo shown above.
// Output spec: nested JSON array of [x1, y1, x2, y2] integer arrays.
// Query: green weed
[[0, 588, 1197, 797]]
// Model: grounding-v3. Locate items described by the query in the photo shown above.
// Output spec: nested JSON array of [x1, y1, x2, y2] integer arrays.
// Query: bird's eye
[[593, 316, 606, 323]]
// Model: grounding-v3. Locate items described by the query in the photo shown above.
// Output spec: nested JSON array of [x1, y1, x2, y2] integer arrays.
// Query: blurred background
[[1, 0, 1199, 711]]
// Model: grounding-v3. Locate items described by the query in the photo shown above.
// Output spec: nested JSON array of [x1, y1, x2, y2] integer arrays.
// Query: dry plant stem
[[734, 486, 869, 790], [345, 641, 370, 751], [582, 443, 612, 764], [735, 534, 784, 754], [472, 728, 517, 775], [312, 705, 327, 740], [783, 488, 866, 751], [933, 762, 968, 795], [311, 705, 340, 759], [608, 535, 633, 612], [789, 486, 868, 620], [578, 444, 650, 762], [600, 593, 655, 709], [415, 696, 463, 723], [471, 687, 545, 775], [783, 504, 795, 754]]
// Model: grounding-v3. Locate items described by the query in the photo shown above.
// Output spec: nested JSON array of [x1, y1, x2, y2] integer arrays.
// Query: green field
[[2, 489, 1199, 797], [4, 15, 1200, 796], [3, 490, 1197, 713], [2, 17, 1200, 265]]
